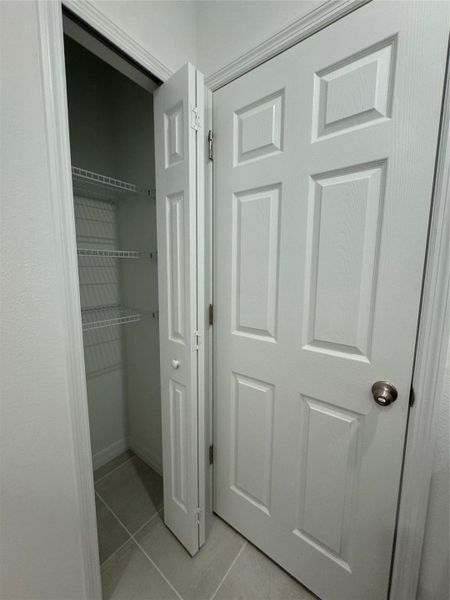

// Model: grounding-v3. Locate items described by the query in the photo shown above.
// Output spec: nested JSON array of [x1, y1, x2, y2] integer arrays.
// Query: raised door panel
[[234, 90, 285, 165], [313, 37, 397, 140], [166, 192, 186, 344], [231, 373, 274, 515], [304, 162, 385, 361], [169, 379, 188, 512], [232, 184, 281, 342], [164, 101, 184, 168], [294, 396, 361, 572]]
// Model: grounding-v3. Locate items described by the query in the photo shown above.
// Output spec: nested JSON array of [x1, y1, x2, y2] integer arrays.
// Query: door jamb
[[389, 52, 450, 600], [36, 2, 102, 597]]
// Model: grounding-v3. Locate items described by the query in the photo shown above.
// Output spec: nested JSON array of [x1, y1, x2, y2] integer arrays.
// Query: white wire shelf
[[72, 166, 139, 200], [81, 305, 142, 331], [77, 248, 155, 259]]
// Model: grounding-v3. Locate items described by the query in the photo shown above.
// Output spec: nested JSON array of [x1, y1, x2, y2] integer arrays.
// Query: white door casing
[[213, 3, 448, 599], [154, 63, 204, 556]]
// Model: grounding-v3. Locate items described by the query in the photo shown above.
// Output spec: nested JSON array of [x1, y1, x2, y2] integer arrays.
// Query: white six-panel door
[[154, 63, 204, 556], [213, 2, 448, 598]]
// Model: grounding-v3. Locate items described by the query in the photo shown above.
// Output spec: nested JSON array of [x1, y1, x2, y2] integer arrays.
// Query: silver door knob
[[372, 381, 398, 406], [171, 359, 180, 369]]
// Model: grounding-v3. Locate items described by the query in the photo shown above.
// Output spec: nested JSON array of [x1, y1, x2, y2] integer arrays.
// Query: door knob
[[171, 359, 180, 369], [372, 381, 398, 406]]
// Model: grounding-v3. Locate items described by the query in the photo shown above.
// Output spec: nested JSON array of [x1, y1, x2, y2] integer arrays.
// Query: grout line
[[94, 491, 134, 538], [95, 492, 183, 600], [100, 536, 133, 569], [95, 489, 162, 539], [132, 537, 184, 600], [209, 540, 247, 600], [132, 507, 164, 537], [94, 455, 134, 485]]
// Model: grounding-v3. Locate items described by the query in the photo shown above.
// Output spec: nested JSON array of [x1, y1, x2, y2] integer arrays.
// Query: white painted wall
[[0, 2, 87, 598], [89, 0, 198, 74], [195, 0, 318, 77]]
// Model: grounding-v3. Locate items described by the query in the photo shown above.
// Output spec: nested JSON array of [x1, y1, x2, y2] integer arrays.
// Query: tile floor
[[94, 453, 316, 600]]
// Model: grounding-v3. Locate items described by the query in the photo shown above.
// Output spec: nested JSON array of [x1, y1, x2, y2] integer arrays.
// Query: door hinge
[[409, 386, 415, 407], [208, 130, 214, 160], [209, 444, 214, 465], [208, 304, 214, 326], [191, 106, 200, 130], [193, 330, 200, 351], [194, 507, 201, 525]]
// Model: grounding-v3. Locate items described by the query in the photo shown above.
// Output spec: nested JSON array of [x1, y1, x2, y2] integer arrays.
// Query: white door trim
[[36, 2, 101, 598], [36, 2, 175, 597], [62, 0, 173, 82], [389, 59, 450, 600], [205, 0, 371, 91]]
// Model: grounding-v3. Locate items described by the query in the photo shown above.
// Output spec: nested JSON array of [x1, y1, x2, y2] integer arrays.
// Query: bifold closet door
[[213, 2, 448, 599], [154, 63, 205, 556]]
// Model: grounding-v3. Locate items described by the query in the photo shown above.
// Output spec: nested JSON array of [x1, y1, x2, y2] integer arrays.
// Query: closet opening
[[63, 13, 164, 564]]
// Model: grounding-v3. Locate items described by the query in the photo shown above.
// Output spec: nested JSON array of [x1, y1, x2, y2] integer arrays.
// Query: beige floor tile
[[214, 542, 316, 600], [135, 513, 246, 600], [94, 450, 134, 482], [101, 540, 179, 600], [95, 456, 163, 534], [95, 495, 130, 564]]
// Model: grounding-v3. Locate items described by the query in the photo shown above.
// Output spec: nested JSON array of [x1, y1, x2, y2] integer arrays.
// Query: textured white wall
[[195, 0, 318, 77], [90, 0, 198, 74], [0, 2, 87, 598]]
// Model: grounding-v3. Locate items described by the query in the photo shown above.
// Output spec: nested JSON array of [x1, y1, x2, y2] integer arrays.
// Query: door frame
[[36, 0, 448, 598]]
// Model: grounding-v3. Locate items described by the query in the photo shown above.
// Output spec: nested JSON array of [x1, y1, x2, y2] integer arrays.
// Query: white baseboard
[[92, 437, 129, 470], [129, 439, 162, 476]]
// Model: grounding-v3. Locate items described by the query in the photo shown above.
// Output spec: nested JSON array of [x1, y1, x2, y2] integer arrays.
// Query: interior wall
[[89, 0, 197, 74], [195, 0, 317, 77], [0, 2, 87, 598]]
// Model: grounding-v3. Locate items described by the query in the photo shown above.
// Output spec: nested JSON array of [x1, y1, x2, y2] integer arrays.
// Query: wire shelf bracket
[[77, 248, 155, 259]]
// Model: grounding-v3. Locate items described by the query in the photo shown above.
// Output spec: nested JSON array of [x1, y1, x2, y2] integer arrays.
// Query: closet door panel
[[154, 63, 200, 556]]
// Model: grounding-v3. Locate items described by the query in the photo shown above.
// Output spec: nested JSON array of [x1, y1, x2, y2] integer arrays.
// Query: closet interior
[[63, 16, 164, 563]]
